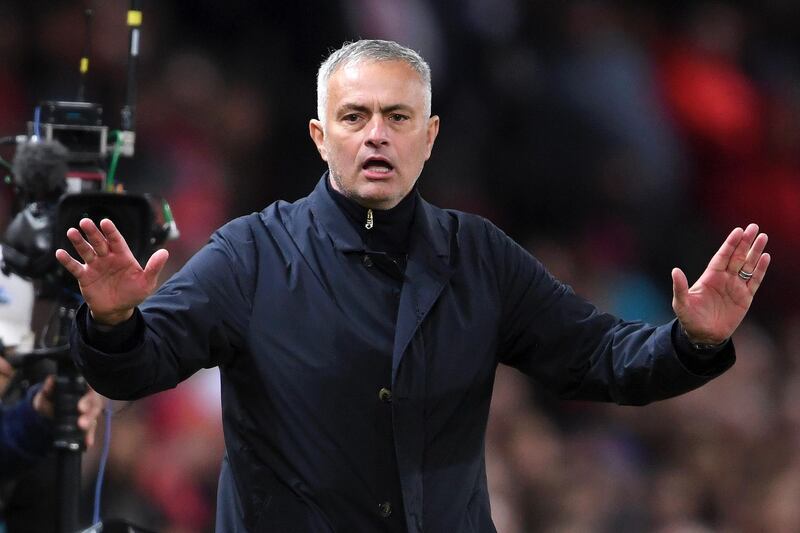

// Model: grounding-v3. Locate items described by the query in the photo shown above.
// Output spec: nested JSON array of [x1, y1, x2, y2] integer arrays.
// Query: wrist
[[681, 325, 728, 350]]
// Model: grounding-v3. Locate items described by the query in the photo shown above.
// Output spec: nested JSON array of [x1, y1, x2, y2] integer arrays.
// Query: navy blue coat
[[72, 176, 734, 532]]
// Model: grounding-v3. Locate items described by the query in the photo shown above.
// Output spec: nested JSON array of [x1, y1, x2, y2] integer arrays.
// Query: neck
[[325, 174, 416, 254]]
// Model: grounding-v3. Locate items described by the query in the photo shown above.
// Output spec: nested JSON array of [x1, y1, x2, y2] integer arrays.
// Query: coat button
[[378, 387, 392, 403], [362, 255, 373, 267], [378, 501, 392, 518]]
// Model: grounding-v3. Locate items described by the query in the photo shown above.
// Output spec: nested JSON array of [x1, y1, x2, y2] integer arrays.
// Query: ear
[[424, 115, 440, 160], [309, 119, 328, 161]]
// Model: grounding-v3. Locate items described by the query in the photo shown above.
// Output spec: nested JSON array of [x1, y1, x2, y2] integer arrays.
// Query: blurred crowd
[[1, 1, 800, 531]]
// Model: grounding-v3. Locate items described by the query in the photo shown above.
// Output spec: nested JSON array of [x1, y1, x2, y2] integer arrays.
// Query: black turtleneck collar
[[325, 174, 418, 255]]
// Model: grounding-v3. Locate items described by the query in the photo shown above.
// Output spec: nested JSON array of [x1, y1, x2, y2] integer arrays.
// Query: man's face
[[309, 60, 440, 210]]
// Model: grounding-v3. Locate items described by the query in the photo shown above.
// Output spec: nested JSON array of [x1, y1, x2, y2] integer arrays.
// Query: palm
[[78, 247, 150, 313], [672, 224, 770, 344], [55, 218, 169, 324]]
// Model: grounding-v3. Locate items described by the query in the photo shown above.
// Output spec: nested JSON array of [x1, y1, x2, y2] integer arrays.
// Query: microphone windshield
[[12, 139, 69, 202]]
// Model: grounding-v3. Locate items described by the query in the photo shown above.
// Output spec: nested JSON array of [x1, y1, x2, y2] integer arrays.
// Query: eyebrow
[[337, 103, 415, 115]]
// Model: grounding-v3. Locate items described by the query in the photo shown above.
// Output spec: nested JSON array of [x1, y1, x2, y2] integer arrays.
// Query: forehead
[[325, 60, 426, 109]]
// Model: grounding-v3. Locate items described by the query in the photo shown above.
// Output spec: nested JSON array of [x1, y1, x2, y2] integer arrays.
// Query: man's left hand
[[672, 223, 770, 345]]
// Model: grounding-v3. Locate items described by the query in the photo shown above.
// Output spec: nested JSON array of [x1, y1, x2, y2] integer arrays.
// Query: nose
[[365, 115, 389, 147]]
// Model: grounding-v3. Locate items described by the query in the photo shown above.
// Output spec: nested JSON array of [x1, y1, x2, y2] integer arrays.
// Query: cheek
[[326, 139, 359, 166], [404, 139, 432, 168]]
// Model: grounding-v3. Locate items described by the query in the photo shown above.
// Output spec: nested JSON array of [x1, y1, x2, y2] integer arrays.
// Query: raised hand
[[671, 223, 771, 345], [55, 218, 169, 325]]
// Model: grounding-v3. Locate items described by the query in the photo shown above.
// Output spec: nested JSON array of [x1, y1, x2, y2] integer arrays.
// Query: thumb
[[143, 248, 170, 286], [40, 375, 56, 399], [671, 267, 689, 312], [0, 356, 14, 380], [33, 375, 56, 418]]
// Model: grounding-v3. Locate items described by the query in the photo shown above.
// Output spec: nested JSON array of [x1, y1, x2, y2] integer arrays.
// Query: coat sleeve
[[489, 223, 735, 405], [71, 216, 258, 401], [0, 385, 54, 478]]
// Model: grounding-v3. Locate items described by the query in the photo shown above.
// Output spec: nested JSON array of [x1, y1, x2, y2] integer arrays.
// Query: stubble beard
[[327, 164, 383, 209], [327, 162, 416, 210], [328, 165, 348, 199]]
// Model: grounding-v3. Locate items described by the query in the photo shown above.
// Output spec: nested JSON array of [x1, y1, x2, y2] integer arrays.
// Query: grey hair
[[316, 39, 432, 125]]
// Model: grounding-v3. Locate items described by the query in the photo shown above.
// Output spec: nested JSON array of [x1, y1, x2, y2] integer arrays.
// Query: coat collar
[[307, 173, 451, 262], [302, 173, 457, 388]]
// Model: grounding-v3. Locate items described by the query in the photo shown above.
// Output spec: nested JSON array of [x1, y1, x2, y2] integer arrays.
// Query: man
[[0, 272, 104, 478], [0, 357, 104, 476], [56, 40, 770, 532]]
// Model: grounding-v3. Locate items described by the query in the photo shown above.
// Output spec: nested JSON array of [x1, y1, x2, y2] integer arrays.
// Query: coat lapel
[[291, 174, 457, 386], [284, 175, 363, 304], [391, 198, 456, 384]]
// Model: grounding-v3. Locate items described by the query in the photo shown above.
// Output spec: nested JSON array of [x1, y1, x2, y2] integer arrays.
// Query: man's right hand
[[55, 218, 169, 326]]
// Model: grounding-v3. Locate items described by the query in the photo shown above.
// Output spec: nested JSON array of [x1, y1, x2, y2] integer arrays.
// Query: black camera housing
[[2, 99, 164, 292], [2, 192, 156, 291], [56, 192, 155, 264]]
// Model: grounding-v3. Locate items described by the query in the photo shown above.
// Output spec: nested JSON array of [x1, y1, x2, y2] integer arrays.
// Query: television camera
[[0, 3, 174, 532], [1, 101, 177, 295]]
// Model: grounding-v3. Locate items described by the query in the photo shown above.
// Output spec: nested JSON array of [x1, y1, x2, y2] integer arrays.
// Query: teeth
[[364, 161, 392, 173]]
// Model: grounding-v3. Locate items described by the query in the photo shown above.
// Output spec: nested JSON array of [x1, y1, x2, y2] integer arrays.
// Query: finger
[[55, 249, 86, 279], [143, 249, 170, 286], [727, 223, 759, 274], [99, 218, 134, 256], [66, 227, 97, 265], [33, 376, 56, 418], [41, 375, 55, 399], [78, 399, 103, 432], [79, 393, 104, 448], [78, 218, 110, 257], [78, 390, 105, 414], [78, 412, 96, 429], [671, 267, 689, 311], [78, 409, 102, 430], [83, 419, 97, 448], [746, 252, 771, 295], [739, 233, 768, 276], [0, 356, 14, 377], [0, 357, 14, 391], [706, 227, 743, 272]]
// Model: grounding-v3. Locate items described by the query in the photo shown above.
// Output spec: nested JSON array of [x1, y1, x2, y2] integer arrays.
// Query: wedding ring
[[738, 269, 754, 281]]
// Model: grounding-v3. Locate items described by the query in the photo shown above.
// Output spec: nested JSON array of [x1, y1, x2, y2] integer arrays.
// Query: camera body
[[2, 100, 169, 293]]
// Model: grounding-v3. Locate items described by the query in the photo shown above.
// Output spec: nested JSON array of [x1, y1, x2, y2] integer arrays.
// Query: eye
[[388, 113, 410, 122], [342, 113, 362, 123]]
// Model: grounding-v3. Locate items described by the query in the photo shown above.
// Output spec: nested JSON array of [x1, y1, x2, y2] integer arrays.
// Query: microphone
[[2, 139, 68, 279], [11, 139, 69, 202]]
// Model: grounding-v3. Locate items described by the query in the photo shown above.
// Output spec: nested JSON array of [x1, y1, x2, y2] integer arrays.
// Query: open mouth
[[362, 157, 394, 175]]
